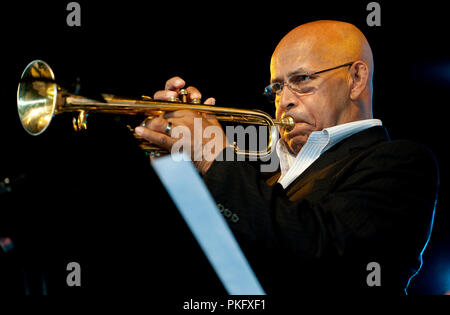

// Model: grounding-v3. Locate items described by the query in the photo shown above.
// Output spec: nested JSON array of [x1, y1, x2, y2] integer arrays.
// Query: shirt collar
[[276, 119, 383, 179]]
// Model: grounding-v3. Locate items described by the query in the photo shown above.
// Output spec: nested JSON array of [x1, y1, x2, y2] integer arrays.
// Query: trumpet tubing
[[17, 60, 294, 157]]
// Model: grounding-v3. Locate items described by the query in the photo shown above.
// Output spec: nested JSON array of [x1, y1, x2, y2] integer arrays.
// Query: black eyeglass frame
[[264, 61, 355, 101]]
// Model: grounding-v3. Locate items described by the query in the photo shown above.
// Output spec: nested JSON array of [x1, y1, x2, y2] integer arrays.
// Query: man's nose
[[278, 84, 298, 112]]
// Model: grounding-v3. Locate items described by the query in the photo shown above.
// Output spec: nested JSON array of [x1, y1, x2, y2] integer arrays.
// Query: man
[[134, 20, 439, 295]]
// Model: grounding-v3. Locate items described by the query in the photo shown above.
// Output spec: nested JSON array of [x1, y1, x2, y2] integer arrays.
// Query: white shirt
[[276, 119, 383, 188]]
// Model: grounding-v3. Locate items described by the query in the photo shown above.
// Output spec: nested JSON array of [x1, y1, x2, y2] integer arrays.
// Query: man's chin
[[284, 139, 305, 155], [283, 135, 309, 155]]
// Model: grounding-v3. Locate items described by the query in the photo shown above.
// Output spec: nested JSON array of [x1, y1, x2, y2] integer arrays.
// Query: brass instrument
[[17, 60, 294, 157]]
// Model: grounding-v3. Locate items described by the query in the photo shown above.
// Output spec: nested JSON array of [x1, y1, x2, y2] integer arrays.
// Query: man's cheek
[[275, 105, 282, 120]]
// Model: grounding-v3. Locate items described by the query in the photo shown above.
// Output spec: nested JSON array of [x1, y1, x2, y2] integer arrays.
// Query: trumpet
[[17, 60, 294, 157]]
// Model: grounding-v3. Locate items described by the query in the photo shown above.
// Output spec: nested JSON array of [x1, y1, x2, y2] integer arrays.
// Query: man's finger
[[153, 90, 179, 101], [165, 76, 186, 91], [204, 97, 216, 105], [144, 117, 172, 134], [135, 126, 175, 151], [186, 86, 202, 101]]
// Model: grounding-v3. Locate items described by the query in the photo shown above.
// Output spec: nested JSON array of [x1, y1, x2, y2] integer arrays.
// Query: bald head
[[272, 20, 373, 78], [271, 20, 375, 154]]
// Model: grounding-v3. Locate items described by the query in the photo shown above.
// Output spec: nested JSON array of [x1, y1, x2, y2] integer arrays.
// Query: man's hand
[[134, 77, 227, 174]]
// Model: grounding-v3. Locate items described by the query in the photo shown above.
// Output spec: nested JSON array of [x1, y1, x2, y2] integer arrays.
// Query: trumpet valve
[[168, 96, 180, 102], [179, 89, 188, 103]]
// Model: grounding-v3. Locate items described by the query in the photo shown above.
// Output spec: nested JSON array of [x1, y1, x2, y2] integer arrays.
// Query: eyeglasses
[[263, 62, 354, 103]]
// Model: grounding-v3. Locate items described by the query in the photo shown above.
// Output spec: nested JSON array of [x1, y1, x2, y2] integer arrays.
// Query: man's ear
[[349, 61, 370, 100]]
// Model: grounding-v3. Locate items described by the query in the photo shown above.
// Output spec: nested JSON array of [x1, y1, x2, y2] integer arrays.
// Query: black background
[[1, 0, 449, 298]]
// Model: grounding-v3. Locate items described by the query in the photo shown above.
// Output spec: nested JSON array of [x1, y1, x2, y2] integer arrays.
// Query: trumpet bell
[[17, 60, 57, 135]]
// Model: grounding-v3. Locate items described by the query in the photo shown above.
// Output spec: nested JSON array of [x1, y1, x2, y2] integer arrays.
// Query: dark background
[[0, 0, 449, 297]]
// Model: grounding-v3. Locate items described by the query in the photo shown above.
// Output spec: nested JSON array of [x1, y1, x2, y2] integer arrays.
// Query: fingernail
[[135, 126, 144, 135]]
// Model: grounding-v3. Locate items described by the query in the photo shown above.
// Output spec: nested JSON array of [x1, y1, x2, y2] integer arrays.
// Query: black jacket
[[203, 126, 439, 295]]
